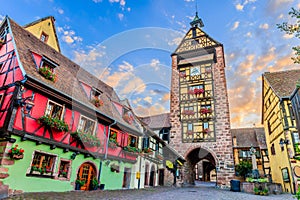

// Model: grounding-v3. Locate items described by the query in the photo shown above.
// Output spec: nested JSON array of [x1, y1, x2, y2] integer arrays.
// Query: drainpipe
[[105, 120, 117, 159]]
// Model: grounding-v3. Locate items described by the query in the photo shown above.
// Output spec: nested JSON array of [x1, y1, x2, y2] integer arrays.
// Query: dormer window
[[39, 57, 58, 82], [40, 32, 48, 43], [90, 88, 103, 107]]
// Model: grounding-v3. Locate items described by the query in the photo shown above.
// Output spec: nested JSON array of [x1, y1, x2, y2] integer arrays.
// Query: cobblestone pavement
[[4, 186, 295, 200]]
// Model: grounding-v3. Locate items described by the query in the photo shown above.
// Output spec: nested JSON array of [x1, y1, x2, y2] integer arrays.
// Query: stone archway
[[183, 147, 217, 185]]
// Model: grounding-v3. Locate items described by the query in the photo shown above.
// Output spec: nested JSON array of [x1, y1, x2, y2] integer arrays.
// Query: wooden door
[[158, 169, 164, 186], [78, 163, 95, 191]]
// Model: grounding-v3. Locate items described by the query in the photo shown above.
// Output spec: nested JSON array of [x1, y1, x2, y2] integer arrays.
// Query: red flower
[[13, 148, 17, 151], [20, 149, 24, 153], [8, 149, 12, 153]]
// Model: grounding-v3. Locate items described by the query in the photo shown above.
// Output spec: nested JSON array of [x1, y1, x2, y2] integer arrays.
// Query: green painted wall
[[3, 135, 133, 192], [100, 161, 132, 190]]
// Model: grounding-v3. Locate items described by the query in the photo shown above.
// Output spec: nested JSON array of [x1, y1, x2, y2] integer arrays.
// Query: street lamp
[[279, 138, 289, 149]]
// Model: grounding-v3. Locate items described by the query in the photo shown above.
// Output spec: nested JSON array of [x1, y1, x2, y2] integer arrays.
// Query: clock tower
[[169, 12, 235, 187]]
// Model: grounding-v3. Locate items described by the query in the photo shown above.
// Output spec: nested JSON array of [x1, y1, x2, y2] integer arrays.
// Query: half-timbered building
[[0, 16, 181, 197]]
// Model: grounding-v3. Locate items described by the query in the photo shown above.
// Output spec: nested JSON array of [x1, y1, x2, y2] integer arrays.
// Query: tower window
[[40, 32, 49, 43]]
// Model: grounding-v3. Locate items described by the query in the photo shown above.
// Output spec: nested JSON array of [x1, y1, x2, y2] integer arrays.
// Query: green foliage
[[71, 131, 101, 147], [235, 160, 252, 180], [91, 178, 99, 187], [39, 67, 56, 82], [123, 146, 141, 153], [295, 187, 300, 200], [8, 144, 24, 156], [277, 7, 300, 64], [38, 115, 69, 132], [75, 179, 86, 187], [254, 187, 260, 194]]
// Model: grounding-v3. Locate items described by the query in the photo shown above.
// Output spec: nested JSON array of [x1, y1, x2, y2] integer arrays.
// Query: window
[[39, 57, 58, 82], [203, 122, 209, 132], [271, 143, 276, 155], [90, 88, 102, 100], [78, 115, 96, 135], [267, 120, 272, 135], [187, 123, 193, 131], [192, 28, 197, 38], [289, 103, 295, 121], [128, 135, 138, 147], [45, 100, 64, 119], [142, 137, 150, 149], [149, 137, 156, 150], [159, 128, 170, 142], [110, 130, 118, 141], [58, 160, 71, 179], [30, 151, 56, 176], [0, 93, 3, 107], [40, 32, 48, 43]]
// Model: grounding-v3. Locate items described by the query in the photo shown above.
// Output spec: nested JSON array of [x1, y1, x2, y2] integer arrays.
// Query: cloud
[[92, 0, 103, 2], [143, 96, 152, 104], [259, 23, 269, 29], [118, 61, 134, 72], [236, 3, 244, 11], [150, 59, 160, 71], [55, 8, 64, 14], [57, 26, 83, 44], [133, 103, 168, 117], [245, 32, 252, 38], [235, 0, 257, 11], [231, 21, 240, 31], [117, 13, 124, 21]]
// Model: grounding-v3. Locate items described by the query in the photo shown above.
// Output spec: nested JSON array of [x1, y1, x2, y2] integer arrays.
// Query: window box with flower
[[38, 115, 69, 132], [8, 144, 24, 160], [203, 128, 210, 134], [186, 130, 194, 135], [143, 147, 153, 155], [71, 131, 101, 147], [200, 108, 212, 114], [108, 138, 118, 149], [90, 98, 103, 107], [39, 67, 56, 82], [123, 146, 141, 154], [182, 110, 195, 116]]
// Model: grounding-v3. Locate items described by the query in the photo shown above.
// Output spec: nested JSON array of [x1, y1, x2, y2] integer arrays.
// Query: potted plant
[[39, 66, 56, 82], [8, 144, 24, 159], [253, 187, 260, 195], [90, 98, 103, 107], [75, 179, 85, 190], [262, 188, 268, 196], [91, 178, 99, 190]]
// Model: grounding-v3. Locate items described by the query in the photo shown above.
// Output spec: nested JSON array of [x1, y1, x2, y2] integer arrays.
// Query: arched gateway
[[169, 12, 235, 187]]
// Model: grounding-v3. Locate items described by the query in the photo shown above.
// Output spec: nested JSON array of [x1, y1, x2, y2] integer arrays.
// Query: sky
[[0, 0, 299, 128]]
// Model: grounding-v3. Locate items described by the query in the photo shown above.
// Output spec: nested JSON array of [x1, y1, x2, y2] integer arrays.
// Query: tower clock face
[[190, 66, 200, 76]]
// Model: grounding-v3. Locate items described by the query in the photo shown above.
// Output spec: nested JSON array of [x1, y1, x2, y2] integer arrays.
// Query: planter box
[[240, 182, 282, 195]]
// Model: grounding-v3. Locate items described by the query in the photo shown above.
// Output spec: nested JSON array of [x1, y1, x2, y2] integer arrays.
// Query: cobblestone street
[[4, 186, 295, 200]]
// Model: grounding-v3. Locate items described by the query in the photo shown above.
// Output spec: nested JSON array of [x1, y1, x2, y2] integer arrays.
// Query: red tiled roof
[[263, 69, 300, 97]]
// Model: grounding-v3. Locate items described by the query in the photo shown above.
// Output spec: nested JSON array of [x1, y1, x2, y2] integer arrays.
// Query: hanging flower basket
[[123, 146, 141, 154], [38, 115, 69, 132], [39, 67, 56, 82], [71, 131, 101, 147], [8, 145, 24, 160]]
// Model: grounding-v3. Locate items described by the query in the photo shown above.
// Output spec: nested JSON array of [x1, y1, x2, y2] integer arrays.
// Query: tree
[[235, 160, 252, 180], [277, 7, 300, 64]]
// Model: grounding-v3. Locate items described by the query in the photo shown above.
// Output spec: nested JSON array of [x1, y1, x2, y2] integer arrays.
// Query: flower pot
[[11, 154, 24, 160]]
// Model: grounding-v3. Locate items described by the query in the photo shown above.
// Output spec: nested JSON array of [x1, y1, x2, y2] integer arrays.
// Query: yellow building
[[24, 16, 61, 52], [262, 70, 300, 194]]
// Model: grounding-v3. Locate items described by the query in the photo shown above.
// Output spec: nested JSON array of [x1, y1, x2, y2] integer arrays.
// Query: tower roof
[[190, 12, 204, 28]]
